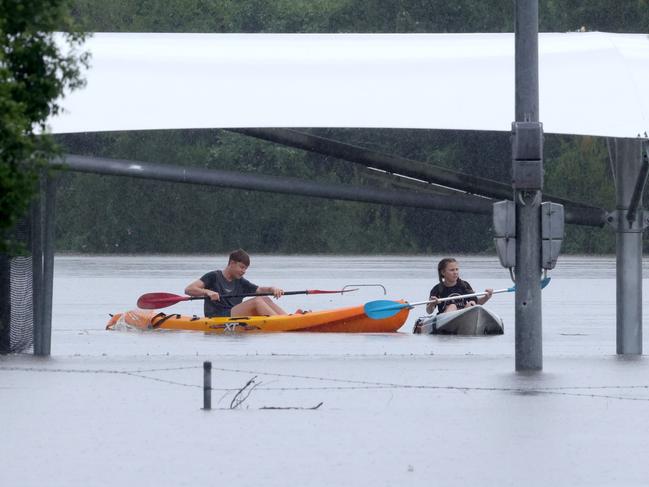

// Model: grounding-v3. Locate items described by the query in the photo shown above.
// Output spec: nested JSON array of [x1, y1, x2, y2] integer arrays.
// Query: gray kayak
[[413, 305, 504, 335]]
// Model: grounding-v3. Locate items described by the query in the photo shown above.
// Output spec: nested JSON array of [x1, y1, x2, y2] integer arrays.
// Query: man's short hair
[[228, 249, 250, 266]]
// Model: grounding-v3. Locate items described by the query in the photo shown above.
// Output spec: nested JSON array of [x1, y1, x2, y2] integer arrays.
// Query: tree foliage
[[0, 0, 88, 253], [69, 0, 649, 34], [544, 136, 615, 253]]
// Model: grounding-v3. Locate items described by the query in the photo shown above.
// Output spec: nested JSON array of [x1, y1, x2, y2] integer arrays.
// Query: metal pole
[[0, 255, 9, 353], [612, 138, 645, 355], [232, 128, 519, 200], [513, 0, 543, 371], [231, 127, 600, 211], [55, 155, 604, 226], [625, 152, 649, 226], [203, 361, 212, 410], [37, 174, 56, 356], [57, 154, 494, 216], [31, 176, 45, 355]]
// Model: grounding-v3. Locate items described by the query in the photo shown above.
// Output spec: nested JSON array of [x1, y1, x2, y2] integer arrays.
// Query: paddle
[[364, 277, 551, 320], [137, 288, 359, 310]]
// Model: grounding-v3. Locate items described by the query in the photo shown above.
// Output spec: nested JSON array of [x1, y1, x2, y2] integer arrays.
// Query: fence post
[[203, 361, 212, 410]]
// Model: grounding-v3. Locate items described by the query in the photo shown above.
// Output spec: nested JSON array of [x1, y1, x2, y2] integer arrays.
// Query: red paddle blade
[[137, 292, 189, 309], [306, 288, 359, 294]]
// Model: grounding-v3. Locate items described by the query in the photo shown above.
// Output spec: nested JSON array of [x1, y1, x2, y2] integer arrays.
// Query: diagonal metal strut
[[229, 128, 601, 211]]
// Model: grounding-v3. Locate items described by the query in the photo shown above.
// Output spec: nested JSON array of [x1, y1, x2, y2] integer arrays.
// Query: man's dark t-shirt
[[429, 280, 476, 314], [200, 270, 258, 317]]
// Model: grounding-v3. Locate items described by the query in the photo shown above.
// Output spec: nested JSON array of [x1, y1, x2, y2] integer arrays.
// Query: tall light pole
[[513, 0, 544, 370]]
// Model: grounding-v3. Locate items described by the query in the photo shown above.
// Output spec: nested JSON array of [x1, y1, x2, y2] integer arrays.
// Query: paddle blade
[[137, 292, 189, 309], [306, 288, 359, 295], [504, 277, 551, 294], [364, 300, 410, 320]]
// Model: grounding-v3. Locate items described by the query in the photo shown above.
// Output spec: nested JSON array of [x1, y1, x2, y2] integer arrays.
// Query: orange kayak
[[106, 303, 408, 334]]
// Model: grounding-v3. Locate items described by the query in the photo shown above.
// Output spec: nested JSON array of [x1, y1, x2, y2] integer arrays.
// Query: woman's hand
[[426, 296, 438, 314], [271, 287, 284, 299], [476, 288, 493, 305]]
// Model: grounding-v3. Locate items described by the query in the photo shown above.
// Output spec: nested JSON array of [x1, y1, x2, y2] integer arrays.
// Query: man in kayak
[[426, 257, 493, 314], [184, 249, 287, 317]]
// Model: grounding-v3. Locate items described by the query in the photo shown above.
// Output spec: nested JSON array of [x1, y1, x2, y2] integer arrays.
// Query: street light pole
[[513, 0, 544, 371]]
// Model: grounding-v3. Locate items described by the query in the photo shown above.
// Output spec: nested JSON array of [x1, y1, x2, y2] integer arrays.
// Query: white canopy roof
[[49, 32, 649, 138]]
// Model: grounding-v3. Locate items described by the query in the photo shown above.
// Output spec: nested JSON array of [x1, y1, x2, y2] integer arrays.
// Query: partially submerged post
[[33, 174, 57, 356], [203, 361, 212, 410], [609, 138, 648, 355], [0, 172, 56, 356], [512, 0, 544, 370]]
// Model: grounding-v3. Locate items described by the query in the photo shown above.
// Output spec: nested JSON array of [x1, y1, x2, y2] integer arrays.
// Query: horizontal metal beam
[[57, 155, 493, 215], [564, 206, 607, 227], [55, 154, 605, 226]]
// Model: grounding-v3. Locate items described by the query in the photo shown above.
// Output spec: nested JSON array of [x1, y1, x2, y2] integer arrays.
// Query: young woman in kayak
[[426, 257, 493, 314], [184, 249, 288, 318]]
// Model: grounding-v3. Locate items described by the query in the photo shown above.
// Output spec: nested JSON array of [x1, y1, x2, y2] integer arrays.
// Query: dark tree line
[[52, 0, 648, 254]]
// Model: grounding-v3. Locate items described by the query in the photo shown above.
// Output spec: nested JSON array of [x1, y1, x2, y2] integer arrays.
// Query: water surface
[[2, 254, 648, 487]]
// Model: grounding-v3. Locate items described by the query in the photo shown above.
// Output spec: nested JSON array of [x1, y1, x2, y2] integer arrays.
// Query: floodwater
[[2, 254, 649, 486]]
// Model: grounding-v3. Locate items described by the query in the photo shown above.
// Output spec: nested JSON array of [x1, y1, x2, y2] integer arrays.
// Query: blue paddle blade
[[506, 277, 551, 294], [364, 300, 409, 320]]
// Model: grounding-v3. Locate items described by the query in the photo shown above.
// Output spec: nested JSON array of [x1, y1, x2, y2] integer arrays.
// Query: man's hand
[[205, 290, 220, 301], [271, 287, 284, 299]]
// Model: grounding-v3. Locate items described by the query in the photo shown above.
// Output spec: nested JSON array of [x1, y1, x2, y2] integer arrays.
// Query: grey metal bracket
[[626, 147, 649, 226], [541, 202, 564, 270], [605, 209, 649, 233], [493, 200, 516, 268], [511, 121, 544, 190]]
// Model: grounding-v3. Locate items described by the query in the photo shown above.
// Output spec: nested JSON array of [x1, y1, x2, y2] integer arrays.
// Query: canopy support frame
[[608, 138, 648, 355]]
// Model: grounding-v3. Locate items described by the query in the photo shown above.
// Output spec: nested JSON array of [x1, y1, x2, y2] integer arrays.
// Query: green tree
[[0, 0, 88, 253], [541, 0, 649, 32], [545, 135, 615, 253]]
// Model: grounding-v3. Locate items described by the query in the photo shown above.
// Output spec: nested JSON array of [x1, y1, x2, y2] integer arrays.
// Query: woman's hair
[[437, 257, 457, 283]]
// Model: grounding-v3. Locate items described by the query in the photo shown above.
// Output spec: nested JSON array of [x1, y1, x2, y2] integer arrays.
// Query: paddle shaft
[[363, 288, 507, 320], [188, 289, 324, 300], [364, 278, 549, 320], [412, 277, 550, 307], [406, 286, 513, 308], [137, 288, 359, 310]]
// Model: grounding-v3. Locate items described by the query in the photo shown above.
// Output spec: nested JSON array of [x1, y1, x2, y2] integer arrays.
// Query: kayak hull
[[413, 305, 504, 335], [107, 304, 408, 334]]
